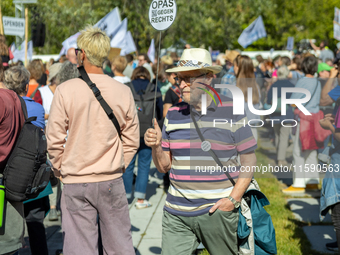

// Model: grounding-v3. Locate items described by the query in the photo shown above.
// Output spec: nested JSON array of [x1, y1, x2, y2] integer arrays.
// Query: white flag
[[95, 7, 121, 36], [238, 16, 267, 48], [148, 39, 155, 63], [59, 8, 121, 56], [110, 18, 128, 48], [59, 46, 66, 57], [13, 40, 33, 63], [59, 32, 81, 56], [120, 31, 137, 56]]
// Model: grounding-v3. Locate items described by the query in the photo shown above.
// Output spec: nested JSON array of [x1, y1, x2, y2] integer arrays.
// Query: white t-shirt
[[113, 76, 131, 84], [38, 85, 54, 125]]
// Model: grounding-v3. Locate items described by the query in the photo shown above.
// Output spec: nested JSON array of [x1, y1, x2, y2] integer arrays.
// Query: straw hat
[[166, 48, 222, 74], [225, 50, 240, 62], [161, 55, 173, 65]]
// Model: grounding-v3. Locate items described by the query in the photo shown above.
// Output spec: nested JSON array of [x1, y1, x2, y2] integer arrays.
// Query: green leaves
[[0, 0, 337, 54]]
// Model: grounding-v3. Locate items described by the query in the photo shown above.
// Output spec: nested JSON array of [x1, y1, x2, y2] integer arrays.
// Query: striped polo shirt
[[161, 94, 257, 217]]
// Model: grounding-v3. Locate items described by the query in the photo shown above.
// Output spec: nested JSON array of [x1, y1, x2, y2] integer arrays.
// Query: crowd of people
[[214, 41, 340, 252], [1, 26, 340, 254]]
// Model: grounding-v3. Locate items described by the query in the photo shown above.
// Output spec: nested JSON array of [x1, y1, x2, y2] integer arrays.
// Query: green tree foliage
[[1, 0, 16, 46], [1, 0, 339, 54]]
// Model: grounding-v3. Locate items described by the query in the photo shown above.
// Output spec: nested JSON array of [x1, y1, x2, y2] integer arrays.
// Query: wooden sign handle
[[25, 8, 28, 67]]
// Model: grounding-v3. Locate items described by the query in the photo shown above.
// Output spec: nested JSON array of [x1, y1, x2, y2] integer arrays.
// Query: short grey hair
[[56, 61, 79, 85], [4, 66, 30, 95], [277, 65, 290, 79]]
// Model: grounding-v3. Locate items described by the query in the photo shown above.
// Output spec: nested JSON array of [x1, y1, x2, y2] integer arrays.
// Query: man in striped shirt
[[145, 48, 257, 255]]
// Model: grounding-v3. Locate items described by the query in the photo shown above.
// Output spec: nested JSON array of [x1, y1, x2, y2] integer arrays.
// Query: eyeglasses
[[75, 48, 82, 56], [174, 73, 206, 85]]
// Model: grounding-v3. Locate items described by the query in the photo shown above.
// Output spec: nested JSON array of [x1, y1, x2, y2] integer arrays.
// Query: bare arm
[[320, 68, 338, 106], [163, 103, 172, 118], [209, 151, 256, 213], [229, 152, 256, 201], [309, 39, 320, 51], [152, 145, 172, 173]]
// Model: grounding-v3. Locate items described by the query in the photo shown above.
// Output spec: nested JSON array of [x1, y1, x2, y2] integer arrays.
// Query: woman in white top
[[112, 56, 131, 84]]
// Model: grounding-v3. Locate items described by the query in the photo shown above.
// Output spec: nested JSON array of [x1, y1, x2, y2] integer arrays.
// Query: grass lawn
[[200, 146, 332, 255]]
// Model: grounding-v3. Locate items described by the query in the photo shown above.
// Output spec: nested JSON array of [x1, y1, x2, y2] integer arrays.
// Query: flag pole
[[24, 8, 28, 67], [0, 1, 4, 35], [152, 31, 162, 127]]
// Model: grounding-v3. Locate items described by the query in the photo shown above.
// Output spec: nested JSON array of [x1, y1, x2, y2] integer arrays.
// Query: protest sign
[[3, 17, 25, 37], [334, 7, 340, 41], [334, 22, 340, 41], [149, 0, 177, 31], [335, 7, 340, 24], [286, 37, 294, 51], [148, 0, 177, 124]]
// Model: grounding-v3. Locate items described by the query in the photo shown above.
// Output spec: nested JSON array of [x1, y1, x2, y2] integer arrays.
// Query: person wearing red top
[[0, 87, 25, 254], [27, 59, 45, 98]]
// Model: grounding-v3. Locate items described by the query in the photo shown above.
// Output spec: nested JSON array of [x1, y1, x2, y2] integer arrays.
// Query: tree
[[0, 0, 337, 54]]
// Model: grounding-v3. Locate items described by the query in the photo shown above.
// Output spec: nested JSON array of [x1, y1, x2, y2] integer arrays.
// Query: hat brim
[[318, 67, 332, 73], [166, 66, 222, 74]]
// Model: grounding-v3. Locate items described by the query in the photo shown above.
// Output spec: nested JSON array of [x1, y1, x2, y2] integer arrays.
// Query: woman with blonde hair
[[234, 55, 261, 140], [111, 56, 131, 83]]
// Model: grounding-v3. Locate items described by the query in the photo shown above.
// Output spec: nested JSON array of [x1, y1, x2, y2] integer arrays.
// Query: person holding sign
[[144, 48, 257, 255]]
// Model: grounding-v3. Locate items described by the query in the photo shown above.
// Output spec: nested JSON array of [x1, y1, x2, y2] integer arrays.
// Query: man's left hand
[[209, 198, 235, 213]]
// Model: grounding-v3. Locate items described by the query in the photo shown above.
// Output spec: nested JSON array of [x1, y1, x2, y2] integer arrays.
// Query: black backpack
[[3, 96, 51, 202], [126, 82, 161, 137]]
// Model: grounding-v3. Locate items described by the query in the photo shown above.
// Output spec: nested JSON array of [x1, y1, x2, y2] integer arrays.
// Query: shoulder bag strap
[[17, 95, 28, 120], [145, 82, 154, 93], [29, 84, 42, 99], [170, 86, 182, 102], [190, 114, 236, 186], [78, 66, 122, 140], [125, 82, 138, 96]]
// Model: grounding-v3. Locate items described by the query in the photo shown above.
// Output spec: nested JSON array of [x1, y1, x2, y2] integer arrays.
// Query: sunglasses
[[174, 73, 206, 85], [75, 48, 82, 56]]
